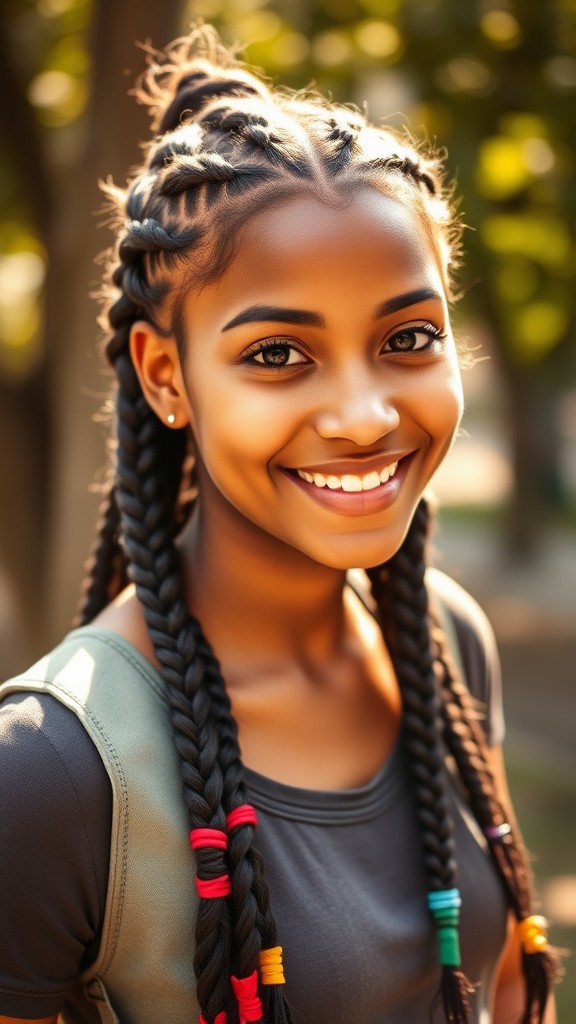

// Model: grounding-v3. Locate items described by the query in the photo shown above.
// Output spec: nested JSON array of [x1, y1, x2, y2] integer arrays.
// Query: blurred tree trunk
[[40, 0, 184, 654], [478, 283, 572, 559], [0, 8, 53, 673]]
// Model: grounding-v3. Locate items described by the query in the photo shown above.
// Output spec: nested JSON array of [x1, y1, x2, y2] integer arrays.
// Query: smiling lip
[[283, 452, 415, 517]]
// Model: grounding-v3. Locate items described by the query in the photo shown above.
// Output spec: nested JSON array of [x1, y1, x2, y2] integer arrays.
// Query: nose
[[314, 367, 401, 446]]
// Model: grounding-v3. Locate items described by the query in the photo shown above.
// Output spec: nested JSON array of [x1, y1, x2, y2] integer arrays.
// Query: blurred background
[[0, 0, 574, 1014]]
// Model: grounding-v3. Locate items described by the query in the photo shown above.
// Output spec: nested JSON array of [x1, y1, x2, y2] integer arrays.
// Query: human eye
[[240, 337, 311, 371], [383, 323, 447, 355]]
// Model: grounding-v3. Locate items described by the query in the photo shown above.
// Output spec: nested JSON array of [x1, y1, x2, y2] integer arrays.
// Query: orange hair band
[[259, 945, 285, 985], [518, 915, 549, 954]]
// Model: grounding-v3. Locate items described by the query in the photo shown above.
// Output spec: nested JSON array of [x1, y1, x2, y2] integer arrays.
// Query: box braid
[[74, 23, 556, 1023]]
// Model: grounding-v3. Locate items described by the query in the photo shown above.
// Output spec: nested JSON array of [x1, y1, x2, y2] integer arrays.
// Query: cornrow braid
[[430, 618, 559, 1022], [159, 71, 266, 135], [325, 116, 361, 171], [368, 500, 474, 1024], [201, 107, 313, 176], [358, 154, 438, 196]]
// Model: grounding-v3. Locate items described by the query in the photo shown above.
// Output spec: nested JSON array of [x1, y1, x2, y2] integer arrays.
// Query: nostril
[[315, 402, 400, 445]]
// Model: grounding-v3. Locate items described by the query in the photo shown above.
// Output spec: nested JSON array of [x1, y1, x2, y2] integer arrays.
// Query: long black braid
[[368, 502, 475, 1022], [76, 23, 557, 1024]]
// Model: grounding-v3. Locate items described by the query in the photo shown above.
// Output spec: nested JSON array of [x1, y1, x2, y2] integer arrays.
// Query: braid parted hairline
[[94, 27, 457, 369], [76, 25, 554, 1024]]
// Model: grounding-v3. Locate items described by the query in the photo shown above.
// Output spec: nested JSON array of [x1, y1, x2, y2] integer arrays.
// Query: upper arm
[[0, 693, 111, 1019]]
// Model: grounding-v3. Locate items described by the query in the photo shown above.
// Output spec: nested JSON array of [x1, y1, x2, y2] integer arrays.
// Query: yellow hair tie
[[518, 915, 549, 954], [259, 945, 285, 985]]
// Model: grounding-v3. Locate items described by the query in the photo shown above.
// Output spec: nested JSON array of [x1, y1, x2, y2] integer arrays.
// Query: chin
[[304, 523, 412, 572]]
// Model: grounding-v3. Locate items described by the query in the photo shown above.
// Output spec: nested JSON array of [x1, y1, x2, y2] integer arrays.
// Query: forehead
[[188, 188, 446, 328]]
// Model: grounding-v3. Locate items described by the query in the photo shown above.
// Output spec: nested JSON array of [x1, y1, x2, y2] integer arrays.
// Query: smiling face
[[171, 187, 464, 570]]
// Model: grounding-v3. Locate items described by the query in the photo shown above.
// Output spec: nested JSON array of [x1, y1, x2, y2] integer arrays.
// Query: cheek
[[186, 372, 300, 478], [426, 364, 464, 455], [402, 360, 463, 453]]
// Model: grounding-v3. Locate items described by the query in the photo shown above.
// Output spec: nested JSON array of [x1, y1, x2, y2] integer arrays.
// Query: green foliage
[[1, 0, 575, 375]]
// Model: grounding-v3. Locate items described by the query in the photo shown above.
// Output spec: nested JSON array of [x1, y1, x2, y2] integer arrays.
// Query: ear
[[129, 321, 192, 430]]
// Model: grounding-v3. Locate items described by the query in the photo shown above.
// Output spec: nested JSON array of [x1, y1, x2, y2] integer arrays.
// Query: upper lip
[[286, 451, 413, 476]]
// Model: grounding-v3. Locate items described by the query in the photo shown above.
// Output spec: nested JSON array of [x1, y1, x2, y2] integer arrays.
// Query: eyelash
[[240, 337, 311, 372], [240, 323, 447, 371], [385, 323, 447, 354]]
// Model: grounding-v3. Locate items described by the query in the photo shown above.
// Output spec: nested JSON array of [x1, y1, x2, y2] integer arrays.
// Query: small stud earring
[[167, 413, 176, 425]]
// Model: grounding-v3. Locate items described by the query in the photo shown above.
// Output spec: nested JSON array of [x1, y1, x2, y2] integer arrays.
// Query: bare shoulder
[[91, 584, 158, 669]]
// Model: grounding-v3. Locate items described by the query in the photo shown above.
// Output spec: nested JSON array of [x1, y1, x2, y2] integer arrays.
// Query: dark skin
[[1, 191, 555, 1022]]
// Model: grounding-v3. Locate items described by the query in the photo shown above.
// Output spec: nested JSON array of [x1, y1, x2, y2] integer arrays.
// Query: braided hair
[[77, 24, 558, 1024]]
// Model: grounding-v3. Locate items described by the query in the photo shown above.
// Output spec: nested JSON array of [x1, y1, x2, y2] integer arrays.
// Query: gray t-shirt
[[0, 577, 507, 1022]]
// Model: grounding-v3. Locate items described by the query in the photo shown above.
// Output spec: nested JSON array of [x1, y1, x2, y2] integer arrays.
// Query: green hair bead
[[427, 888, 463, 967]]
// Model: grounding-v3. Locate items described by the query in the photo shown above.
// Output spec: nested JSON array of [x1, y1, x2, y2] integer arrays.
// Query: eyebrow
[[221, 288, 442, 332]]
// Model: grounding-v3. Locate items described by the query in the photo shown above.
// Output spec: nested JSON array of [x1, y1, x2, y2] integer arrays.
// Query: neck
[[179, 501, 349, 670]]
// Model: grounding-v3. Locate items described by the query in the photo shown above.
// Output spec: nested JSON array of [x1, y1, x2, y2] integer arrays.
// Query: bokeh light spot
[[512, 302, 569, 361], [544, 54, 576, 90], [312, 30, 353, 67], [354, 20, 402, 60], [269, 32, 309, 68], [28, 69, 75, 108], [476, 136, 529, 199], [522, 138, 555, 175], [436, 56, 492, 95], [480, 10, 522, 47]]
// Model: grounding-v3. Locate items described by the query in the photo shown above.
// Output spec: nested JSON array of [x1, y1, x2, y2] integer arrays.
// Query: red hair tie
[[230, 970, 263, 1024], [190, 828, 229, 851], [196, 874, 231, 898], [199, 1013, 227, 1024], [226, 804, 258, 830]]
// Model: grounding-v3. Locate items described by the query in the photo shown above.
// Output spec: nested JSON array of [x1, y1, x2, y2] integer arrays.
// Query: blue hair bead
[[427, 888, 462, 911]]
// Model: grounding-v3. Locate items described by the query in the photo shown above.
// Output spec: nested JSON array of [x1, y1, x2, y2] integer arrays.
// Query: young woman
[[0, 24, 558, 1024]]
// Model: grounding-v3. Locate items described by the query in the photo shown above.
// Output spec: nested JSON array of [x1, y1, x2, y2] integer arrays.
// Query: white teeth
[[296, 461, 399, 492], [379, 462, 398, 484], [341, 474, 363, 492], [362, 471, 381, 491]]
